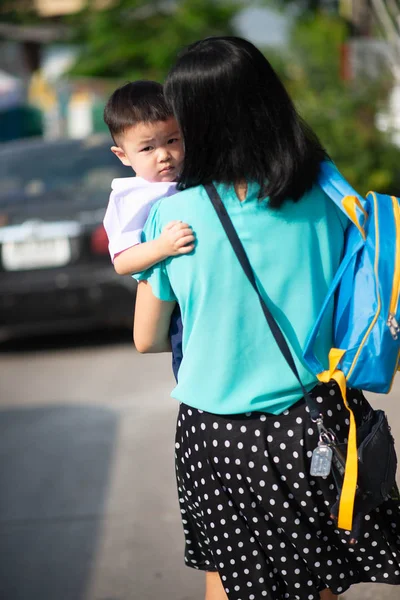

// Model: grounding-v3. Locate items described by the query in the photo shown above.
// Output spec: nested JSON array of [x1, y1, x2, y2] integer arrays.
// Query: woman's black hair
[[164, 36, 327, 207]]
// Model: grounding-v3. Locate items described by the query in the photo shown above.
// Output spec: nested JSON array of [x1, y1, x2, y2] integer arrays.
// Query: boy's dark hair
[[104, 80, 172, 145], [165, 36, 328, 208]]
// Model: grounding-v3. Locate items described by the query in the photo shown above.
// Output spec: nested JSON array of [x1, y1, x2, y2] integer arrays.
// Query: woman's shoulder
[[307, 181, 349, 231], [155, 185, 206, 215]]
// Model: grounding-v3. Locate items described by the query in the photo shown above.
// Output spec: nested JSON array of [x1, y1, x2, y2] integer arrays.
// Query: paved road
[[0, 330, 399, 600]]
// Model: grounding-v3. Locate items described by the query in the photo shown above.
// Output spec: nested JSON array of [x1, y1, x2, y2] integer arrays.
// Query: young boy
[[103, 81, 193, 379]]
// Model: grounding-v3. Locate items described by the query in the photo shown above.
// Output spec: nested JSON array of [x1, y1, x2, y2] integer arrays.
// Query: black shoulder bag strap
[[204, 182, 321, 420]]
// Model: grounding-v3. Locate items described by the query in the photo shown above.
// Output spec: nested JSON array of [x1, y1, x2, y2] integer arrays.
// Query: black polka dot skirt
[[174, 382, 400, 599]]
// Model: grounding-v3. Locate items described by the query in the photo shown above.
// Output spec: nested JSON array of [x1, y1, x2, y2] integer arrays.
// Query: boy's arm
[[114, 239, 168, 275], [113, 220, 195, 275]]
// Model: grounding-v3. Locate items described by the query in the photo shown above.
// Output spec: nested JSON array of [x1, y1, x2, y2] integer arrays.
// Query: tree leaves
[[69, 0, 241, 81]]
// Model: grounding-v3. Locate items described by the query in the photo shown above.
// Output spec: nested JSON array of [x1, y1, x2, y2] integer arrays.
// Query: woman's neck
[[234, 181, 248, 202]]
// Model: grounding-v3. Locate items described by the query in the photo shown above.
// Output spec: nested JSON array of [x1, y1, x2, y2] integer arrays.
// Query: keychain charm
[[310, 416, 335, 477], [310, 443, 333, 477]]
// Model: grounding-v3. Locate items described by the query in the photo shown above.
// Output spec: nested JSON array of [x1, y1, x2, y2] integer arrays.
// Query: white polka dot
[[287, 429, 294, 437], [213, 422, 219, 429], [240, 426, 247, 433], [255, 429, 261, 436], [274, 421, 281, 428], [267, 435, 273, 442]]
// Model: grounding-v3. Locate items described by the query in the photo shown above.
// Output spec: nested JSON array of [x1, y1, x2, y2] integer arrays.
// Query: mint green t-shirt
[[136, 182, 347, 415]]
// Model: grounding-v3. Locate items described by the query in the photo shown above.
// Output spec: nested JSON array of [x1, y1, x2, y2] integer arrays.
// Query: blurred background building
[[0, 1, 399, 189], [1, 0, 400, 341]]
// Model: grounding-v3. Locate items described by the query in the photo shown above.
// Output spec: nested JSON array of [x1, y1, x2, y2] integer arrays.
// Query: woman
[[133, 37, 400, 600]]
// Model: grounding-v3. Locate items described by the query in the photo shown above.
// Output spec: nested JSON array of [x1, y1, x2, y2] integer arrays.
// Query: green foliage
[[69, 0, 241, 81], [267, 14, 400, 194], [68, 3, 400, 193]]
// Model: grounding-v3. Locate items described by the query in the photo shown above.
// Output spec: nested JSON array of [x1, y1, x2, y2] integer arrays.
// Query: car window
[[0, 138, 130, 206]]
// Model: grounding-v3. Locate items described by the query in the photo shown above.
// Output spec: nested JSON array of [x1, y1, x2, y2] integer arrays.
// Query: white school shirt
[[103, 176, 178, 262]]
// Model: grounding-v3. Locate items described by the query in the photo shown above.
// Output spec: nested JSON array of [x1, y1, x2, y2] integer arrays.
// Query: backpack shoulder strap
[[319, 161, 368, 240]]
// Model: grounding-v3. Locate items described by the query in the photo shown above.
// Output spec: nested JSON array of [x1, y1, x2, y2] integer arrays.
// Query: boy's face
[[111, 117, 184, 182]]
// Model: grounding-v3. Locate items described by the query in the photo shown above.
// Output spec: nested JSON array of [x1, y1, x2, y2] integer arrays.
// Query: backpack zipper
[[387, 196, 400, 340]]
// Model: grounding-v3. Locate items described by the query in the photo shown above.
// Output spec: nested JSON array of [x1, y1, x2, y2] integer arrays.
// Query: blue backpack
[[303, 160, 400, 531]]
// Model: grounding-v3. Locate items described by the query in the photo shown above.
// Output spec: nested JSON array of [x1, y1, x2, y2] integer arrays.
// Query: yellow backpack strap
[[317, 348, 358, 531]]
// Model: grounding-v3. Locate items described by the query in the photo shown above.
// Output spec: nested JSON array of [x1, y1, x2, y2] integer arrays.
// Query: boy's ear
[[111, 145, 131, 167]]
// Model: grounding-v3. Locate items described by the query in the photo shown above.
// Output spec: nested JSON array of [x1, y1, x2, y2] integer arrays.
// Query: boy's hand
[[158, 221, 195, 257]]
